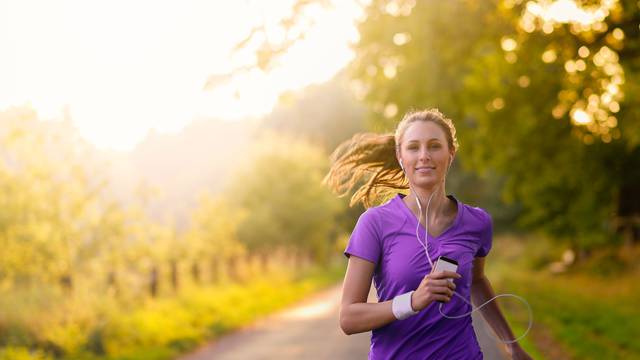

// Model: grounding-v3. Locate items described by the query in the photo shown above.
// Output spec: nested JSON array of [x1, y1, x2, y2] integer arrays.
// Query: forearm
[[340, 300, 397, 335], [470, 276, 517, 344]]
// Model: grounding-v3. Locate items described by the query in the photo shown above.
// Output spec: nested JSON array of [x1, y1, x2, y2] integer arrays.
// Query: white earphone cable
[[401, 155, 533, 345]]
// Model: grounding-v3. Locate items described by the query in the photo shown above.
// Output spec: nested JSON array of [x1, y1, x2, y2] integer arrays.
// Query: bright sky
[[0, 0, 361, 151]]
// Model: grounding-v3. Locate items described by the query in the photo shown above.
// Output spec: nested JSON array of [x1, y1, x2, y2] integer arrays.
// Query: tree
[[350, 0, 640, 253], [225, 129, 342, 264], [0, 106, 116, 288], [185, 193, 247, 282], [260, 71, 368, 153]]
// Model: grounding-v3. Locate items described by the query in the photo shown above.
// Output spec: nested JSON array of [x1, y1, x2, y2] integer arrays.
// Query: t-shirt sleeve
[[475, 210, 493, 257], [344, 209, 382, 266]]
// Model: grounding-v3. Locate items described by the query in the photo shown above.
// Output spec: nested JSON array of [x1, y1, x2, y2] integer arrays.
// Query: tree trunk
[[260, 252, 269, 272], [150, 266, 159, 298], [59, 274, 73, 293], [210, 257, 219, 283], [293, 249, 302, 269], [191, 262, 201, 284], [170, 260, 179, 292], [107, 271, 118, 296], [617, 147, 640, 243], [227, 256, 239, 282]]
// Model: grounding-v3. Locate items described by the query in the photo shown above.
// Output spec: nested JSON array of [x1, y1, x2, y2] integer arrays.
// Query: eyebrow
[[407, 138, 441, 143]]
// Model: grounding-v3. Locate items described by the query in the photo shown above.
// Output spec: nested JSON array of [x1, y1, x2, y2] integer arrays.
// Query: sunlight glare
[[0, 0, 362, 151]]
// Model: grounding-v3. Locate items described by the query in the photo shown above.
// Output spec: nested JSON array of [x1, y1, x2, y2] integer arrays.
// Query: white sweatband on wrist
[[392, 290, 419, 320]]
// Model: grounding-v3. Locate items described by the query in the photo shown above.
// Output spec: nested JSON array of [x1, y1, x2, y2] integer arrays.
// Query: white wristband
[[392, 291, 419, 320]]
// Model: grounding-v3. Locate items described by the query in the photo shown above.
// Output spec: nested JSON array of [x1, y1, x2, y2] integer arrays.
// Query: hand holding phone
[[432, 256, 459, 303], [412, 256, 461, 310]]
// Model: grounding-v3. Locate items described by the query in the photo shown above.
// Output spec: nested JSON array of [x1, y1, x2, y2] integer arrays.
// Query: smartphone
[[433, 256, 459, 275], [433, 256, 458, 303]]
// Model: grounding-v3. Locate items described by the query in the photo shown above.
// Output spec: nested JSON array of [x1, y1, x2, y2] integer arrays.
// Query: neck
[[406, 184, 449, 219]]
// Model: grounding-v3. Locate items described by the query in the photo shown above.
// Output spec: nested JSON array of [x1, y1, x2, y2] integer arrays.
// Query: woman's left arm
[[470, 256, 533, 360]]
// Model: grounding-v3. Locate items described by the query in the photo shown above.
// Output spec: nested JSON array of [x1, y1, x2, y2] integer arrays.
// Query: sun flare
[[0, 0, 361, 150]]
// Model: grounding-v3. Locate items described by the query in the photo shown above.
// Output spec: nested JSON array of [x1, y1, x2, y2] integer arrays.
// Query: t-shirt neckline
[[395, 192, 462, 241]]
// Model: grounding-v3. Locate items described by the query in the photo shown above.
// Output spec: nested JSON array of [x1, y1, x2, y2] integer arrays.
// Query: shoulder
[[358, 196, 402, 229], [372, 196, 398, 216], [460, 202, 492, 228]]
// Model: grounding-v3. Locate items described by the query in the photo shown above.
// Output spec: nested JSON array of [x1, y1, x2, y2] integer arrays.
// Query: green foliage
[[225, 129, 343, 263], [0, 107, 106, 285], [261, 73, 368, 153], [499, 267, 640, 359], [0, 347, 53, 360], [184, 194, 247, 263], [351, 0, 640, 251], [0, 258, 344, 360], [0, 104, 348, 359]]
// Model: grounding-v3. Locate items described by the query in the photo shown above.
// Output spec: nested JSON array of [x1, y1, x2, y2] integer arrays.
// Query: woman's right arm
[[339, 256, 396, 335], [339, 255, 460, 335]]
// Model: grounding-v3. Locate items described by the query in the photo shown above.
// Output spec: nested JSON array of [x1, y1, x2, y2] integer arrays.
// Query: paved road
[[178, 283, 509, 359]]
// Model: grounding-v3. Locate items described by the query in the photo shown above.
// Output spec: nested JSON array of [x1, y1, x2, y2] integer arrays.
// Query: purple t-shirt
[[344, 193, 493, 359]]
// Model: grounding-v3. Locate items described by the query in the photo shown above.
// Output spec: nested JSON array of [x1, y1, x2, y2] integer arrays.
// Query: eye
[[429, 143, 441, 150]]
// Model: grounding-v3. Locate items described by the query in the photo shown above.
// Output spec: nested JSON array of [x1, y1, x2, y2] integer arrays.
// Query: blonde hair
[[322, 108, 458, 208]]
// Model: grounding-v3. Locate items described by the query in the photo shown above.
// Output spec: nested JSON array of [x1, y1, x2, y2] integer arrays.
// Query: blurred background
[[0, 0, 639, 359]]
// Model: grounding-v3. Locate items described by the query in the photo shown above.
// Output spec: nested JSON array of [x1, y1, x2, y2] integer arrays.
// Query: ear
[[396, 147, 403, 169]]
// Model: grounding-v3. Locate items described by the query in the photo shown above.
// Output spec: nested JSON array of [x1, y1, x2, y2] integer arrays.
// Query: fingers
[[433, 293, 453, 302], [426, 283, 455, 303], [432, 285, 454, 297], [416, 271, 460, 306], [447, 281, 456, 291], [430, 270, 462, 280], [423, 277, 457, 289]]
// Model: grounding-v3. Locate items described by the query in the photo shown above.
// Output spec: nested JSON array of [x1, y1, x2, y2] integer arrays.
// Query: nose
[[418, 147, 431, 162]]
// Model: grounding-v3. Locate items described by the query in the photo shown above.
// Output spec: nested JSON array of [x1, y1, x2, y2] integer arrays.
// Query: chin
[[412, 178, 440, 188]]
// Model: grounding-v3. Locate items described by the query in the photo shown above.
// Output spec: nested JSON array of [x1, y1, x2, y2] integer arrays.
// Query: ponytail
[[322, 132, 407, 208]]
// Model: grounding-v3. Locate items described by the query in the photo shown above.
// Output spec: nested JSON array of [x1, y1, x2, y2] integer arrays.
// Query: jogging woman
[[323, 109, 532, 359]]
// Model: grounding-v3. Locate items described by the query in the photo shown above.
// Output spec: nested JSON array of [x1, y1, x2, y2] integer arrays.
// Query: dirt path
[[177, 283, 509, 359]]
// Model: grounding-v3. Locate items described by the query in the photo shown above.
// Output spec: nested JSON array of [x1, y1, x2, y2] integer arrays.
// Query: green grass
[[0, 348, 53, 360], [486, 234, 640, 360], [0, 258, 345, 360], [498, 270, 640, 360]]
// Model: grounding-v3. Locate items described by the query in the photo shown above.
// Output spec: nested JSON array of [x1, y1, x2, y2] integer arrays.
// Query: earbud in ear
[[399, 159, 404, 170]]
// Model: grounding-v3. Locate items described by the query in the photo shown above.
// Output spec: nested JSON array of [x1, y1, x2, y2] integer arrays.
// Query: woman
[[322, 109, 532, 359]]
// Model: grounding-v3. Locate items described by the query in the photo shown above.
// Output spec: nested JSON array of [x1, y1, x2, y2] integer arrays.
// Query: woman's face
[[397, 121, 454, 189]]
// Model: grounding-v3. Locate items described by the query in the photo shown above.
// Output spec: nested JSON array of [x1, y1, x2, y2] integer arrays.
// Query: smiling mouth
[[416, 168, 435, 174]]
